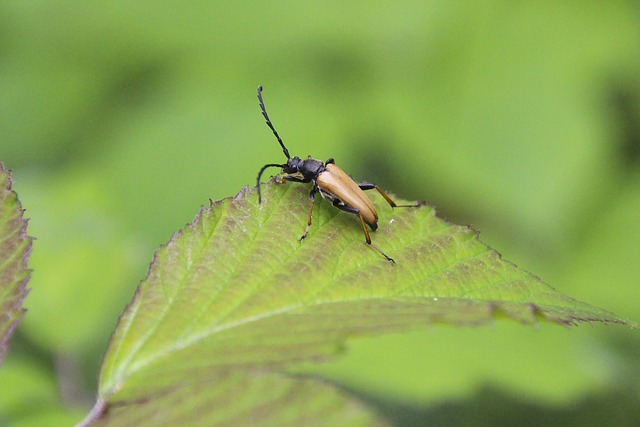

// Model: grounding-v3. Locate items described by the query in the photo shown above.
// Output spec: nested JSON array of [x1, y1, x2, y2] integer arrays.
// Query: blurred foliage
[[0, 1, 638, 425]]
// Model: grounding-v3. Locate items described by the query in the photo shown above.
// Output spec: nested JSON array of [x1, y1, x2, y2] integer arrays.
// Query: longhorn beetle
[[256, 85, 420, 264]]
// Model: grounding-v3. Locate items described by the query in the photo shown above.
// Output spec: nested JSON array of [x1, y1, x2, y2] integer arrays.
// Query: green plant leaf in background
[[80, 180, 633, 426], [0, 163, 31, 363]]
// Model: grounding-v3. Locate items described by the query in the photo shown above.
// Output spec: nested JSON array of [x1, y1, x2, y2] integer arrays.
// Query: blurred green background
[[1, 1, 639, 426]]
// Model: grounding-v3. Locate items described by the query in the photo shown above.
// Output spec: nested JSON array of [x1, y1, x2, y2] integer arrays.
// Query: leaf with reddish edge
[[0, 163, 32, 363]]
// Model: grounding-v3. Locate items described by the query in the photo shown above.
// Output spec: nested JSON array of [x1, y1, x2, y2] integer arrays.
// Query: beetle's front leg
[[283, 175, 310, 184], [299, 188, 316, 242]]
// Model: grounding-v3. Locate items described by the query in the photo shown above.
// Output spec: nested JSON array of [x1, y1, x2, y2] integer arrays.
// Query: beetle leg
[[284, 175, 311, 183], [324, 158, 335, 165], [355, 211, 395, 265], [357, 183, 422, 209], [333, 200, 377, 231], [299, 188, 316, 242], [332, 200, 395, 264]]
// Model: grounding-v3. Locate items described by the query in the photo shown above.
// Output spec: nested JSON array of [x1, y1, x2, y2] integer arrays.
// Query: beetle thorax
[[285, 156, 324, 181]]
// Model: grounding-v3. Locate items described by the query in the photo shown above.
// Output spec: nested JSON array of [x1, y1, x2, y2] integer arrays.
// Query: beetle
[[255, 85, 420, 264]]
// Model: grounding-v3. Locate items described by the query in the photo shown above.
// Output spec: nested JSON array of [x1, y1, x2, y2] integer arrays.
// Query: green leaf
[[87, 180, 634, 424], [0, 163, 31, 363], [88, 372, 389, 427]]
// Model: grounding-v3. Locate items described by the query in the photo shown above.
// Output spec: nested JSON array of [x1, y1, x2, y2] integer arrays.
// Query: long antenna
[[257, 85, 290, 159], [256, 163, 285, 204]]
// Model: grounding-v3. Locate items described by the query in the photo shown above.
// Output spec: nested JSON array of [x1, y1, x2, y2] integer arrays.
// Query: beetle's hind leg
[[332, 200, 395, 265], [357, 183, 422, 209]]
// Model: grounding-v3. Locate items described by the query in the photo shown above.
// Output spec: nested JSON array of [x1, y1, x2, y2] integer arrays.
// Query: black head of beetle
[[285, 156, 325, 180]]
